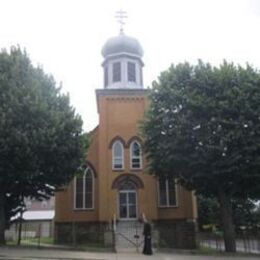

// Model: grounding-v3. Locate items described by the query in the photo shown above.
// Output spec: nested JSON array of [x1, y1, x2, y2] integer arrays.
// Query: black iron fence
[[5, 221, 54, 247], [198, 231, 260, 254], [6, 222, 260, 254], [54, 222, 114, 249]]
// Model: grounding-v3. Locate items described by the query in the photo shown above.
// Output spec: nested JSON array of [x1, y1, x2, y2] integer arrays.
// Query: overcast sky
[[1, 0, 260, 131]]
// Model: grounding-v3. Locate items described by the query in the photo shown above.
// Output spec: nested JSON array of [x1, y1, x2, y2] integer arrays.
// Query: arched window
[[158, 178, 177, 207], [74, 166, 94, 209], [112, 141, 124, 170], [130, 141, 142, 169]]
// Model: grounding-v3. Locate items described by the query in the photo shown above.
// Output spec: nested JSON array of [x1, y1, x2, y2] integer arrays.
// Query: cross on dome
[[102, 11, 144, 89], [115, 9, 127, 34]]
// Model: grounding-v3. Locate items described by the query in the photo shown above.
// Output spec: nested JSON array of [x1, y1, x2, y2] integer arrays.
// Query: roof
[[23, 210, 55, 220], [12, 210, 55, 221], [102, 33, 143, 58]]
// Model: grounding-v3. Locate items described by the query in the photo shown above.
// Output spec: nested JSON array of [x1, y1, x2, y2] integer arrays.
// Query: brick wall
[[154, 219, 198, 249], [54, 221, 114, 248]]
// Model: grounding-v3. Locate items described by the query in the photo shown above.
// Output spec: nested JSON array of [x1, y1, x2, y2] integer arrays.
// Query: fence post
[[257, 233, 260, 253], [113, 214, 116, 232], [37, 223, 41, 248], [72, 221, 76, 247]]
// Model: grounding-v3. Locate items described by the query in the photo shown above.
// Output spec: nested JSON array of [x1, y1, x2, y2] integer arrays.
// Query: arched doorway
[[112, 174, 144, 220], [118, 182, 137, 220]]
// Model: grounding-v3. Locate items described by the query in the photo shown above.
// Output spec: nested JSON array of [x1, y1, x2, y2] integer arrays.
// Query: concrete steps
[[115, 221, 143, 252]]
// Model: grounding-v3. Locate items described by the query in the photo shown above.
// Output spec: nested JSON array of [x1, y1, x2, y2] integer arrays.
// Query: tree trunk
[[218, 188, 236, 252], [0, 192, 6, 245]]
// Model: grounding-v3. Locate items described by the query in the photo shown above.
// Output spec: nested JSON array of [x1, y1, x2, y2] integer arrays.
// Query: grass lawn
[[6, 237, 54, 246], [23, 237, 54, 244]]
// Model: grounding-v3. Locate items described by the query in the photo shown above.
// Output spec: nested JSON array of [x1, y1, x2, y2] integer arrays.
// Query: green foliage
[[197, 195, 221, 230], [0, 47, 84, 231], [143, 60, 260, 198], [232, 199, 260, 231], [198, 195, 260, 232], [142, 60, 260, 252]]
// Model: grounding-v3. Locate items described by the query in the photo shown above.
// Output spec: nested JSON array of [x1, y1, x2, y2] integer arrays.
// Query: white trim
[[130, 141, 142, 170], [74, 166, 94, 210], [103, 52, 143, 60], [112, 141, 124, 170], [157, 179, 178, 208]]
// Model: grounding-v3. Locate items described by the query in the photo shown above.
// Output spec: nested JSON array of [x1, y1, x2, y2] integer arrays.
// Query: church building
[[55, 26, 197, 249]]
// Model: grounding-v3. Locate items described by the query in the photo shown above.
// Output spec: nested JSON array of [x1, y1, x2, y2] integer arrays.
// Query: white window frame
[[112, 141, 124, 170], [158, 179, 178, 208], [130, 141, 142, 170], [74, 166, 94, 210]]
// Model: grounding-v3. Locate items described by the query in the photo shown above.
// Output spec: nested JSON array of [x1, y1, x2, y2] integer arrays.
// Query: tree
[[232, 199, 260, 232], [198, 195, 259, 232], [197, 195, 221, 231], [0, 47, 85, 244], [142, 61, 260, 252]]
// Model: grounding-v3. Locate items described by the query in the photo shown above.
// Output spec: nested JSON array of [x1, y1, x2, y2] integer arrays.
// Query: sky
[[0, 0, 260, 131]]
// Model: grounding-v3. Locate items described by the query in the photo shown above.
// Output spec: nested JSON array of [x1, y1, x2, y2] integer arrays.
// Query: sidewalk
[[0, 246, 260, 260]]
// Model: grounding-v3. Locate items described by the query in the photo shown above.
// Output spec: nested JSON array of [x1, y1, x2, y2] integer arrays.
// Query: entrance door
[[119, 190, 137, 220]]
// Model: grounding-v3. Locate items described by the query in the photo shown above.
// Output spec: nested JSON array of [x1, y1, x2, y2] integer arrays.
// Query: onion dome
[[102, 33, 144, 58]]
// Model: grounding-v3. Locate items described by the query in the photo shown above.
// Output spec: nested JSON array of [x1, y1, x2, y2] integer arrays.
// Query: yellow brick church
[[55, 28, 198, 249]]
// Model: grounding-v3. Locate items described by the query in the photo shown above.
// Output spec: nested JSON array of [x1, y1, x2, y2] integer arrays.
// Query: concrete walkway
[[0, 247, 260, 260]]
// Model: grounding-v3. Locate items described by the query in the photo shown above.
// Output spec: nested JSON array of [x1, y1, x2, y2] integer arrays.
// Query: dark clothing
[[143, 222, 153, 255]]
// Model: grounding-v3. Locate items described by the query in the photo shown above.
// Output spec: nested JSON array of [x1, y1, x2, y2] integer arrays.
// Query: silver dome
[[102, 33, 143, 58]]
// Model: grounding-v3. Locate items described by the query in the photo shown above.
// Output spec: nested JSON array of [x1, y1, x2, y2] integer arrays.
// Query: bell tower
[[101, 12, 144, 89]]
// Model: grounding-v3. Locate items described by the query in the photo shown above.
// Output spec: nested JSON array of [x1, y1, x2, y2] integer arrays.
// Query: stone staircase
[[115, 221, 144, 252]]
